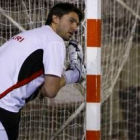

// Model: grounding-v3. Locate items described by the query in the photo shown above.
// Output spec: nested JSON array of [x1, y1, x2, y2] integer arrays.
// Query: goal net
[[101, 0, 140, 140], [0, 0, 86, 140]]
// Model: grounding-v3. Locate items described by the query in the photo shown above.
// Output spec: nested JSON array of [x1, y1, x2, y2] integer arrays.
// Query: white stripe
[[86, 103, 100, 130], [86, 0, 101, 19], [0, 122, 8, 140], [0, 122, 4, 130], [87, 47, 101, 75]]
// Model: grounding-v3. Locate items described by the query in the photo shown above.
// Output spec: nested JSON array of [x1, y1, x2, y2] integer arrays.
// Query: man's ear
[[52, 15, 59, 24]]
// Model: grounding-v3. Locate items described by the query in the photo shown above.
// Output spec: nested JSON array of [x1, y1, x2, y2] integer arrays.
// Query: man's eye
[[69, 19, 74, 23]]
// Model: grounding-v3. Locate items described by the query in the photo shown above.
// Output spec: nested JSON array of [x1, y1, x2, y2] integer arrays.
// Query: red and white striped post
[[86, 0, 101, 139]]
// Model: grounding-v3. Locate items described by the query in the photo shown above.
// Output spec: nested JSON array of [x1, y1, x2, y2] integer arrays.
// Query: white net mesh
[[0, 0, 86, 140], [101, 0, 140, 139]]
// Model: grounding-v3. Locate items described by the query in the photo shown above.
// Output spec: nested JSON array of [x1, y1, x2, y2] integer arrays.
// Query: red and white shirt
[[0, 26, 65, 112]]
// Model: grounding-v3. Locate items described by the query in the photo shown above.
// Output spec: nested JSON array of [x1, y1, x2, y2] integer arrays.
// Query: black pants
[[0, 107, 21, 140]]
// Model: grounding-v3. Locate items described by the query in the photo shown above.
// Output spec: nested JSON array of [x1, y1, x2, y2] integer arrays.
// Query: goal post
[[86, 0, 101, 139]]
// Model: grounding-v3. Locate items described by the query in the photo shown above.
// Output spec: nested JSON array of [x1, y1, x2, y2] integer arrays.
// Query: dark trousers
[[0, 107, 21, 140]]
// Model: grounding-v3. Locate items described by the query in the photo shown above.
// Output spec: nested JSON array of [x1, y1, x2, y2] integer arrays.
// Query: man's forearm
[[60, 76, 66, 88]]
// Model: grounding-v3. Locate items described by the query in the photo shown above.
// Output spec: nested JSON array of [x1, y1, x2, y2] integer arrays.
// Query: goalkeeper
[[0, 2, 85, 140]]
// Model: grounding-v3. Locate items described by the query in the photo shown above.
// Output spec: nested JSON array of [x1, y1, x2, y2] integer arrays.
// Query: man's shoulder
[[18, 26, 64, 45], [43, 26, 63, 42]]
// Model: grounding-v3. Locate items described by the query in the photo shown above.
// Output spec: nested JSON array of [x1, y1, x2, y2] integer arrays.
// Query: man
[[0, 3, 84, 140]]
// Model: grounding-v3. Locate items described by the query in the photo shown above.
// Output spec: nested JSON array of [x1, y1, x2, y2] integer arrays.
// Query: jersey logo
[[12, 35, 25, 42]]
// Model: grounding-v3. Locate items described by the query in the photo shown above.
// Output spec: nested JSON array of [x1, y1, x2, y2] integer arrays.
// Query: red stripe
[[0, 69, 43, 99], [87, 75, 100, 102], [87, 19, 101, 47], [86, 130, 100, 140]]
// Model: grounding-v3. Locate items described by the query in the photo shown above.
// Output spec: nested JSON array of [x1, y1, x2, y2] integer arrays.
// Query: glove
[[62, 68, 80, 84], [68, 40, 83, 69], [68, 39, 86, 82]]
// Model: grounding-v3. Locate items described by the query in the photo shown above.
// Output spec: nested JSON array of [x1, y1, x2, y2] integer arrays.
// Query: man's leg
[[0, 107, 21, 140]]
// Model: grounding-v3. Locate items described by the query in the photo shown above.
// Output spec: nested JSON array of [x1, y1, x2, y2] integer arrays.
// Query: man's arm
[[40, 74, 66, 98], [40, 39, 85, 98], [40, 66, 81, 98]]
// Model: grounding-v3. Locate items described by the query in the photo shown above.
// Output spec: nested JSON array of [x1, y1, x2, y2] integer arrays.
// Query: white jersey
[[0, 26, 66, 112]]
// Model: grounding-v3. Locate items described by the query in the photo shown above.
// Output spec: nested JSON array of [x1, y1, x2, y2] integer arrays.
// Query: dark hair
[[45, 2, 84, 25]]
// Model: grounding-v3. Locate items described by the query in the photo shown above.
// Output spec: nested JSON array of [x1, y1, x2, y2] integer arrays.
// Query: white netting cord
[[101, 0, 140, 102], [0, 6, 25, 31], [101, 0, 140, 140]]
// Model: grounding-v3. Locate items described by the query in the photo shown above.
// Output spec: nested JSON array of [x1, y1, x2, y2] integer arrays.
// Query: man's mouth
[[68, 32, 73, 36]]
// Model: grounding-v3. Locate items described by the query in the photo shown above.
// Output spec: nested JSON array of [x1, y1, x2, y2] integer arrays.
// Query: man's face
[[55, 12, 79, 41]]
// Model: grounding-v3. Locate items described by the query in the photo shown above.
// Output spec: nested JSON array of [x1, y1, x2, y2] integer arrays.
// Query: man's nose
[[72, 22, 78, 31]]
